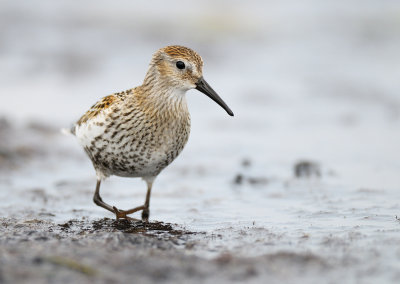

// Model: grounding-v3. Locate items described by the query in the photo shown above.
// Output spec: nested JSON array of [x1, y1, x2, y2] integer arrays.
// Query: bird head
[[144, 45, 234, 116]]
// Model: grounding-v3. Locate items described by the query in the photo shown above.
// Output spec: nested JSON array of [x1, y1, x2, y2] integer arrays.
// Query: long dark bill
[[195, 77, 234, 116]]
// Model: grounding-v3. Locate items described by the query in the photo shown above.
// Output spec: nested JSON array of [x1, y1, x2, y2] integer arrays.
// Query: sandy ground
[[0, 217, 328, 284], [1, 113, 399, 283], [1, 1, 400, 283]]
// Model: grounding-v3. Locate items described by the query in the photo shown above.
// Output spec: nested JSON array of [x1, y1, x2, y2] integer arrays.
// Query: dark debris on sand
[[58, 218, 196, 241], [233, 158, 269, 187], [294, 160, 321, 178]]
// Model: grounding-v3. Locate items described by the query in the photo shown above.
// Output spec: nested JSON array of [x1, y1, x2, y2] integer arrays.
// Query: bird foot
[[113, 206, 139, 221]]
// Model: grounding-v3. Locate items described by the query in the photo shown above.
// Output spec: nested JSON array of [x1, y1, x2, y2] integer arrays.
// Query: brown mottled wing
[[76, 95, 117, 126]]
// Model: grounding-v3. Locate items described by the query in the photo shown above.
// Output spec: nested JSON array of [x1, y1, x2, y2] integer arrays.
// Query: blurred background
[[1, 0, 400, 249]]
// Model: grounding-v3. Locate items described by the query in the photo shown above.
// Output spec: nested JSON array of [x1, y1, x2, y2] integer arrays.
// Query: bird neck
[[138, 62, 190, 117], [136, 82, 188, 118]]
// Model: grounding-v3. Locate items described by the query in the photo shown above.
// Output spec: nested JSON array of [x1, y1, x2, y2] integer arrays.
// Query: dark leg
[[93, 180, 138, 220], [93, 178, 154, 221], [141, 180, 153, 222], [93, 180, 115, 213], [114, 179, 153, 221]]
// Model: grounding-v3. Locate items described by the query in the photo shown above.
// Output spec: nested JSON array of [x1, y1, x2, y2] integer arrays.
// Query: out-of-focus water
[[1, 0, 400, 282]]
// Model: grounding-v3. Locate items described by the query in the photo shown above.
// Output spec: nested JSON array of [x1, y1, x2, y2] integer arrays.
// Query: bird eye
[[176, 61, 185, 70]]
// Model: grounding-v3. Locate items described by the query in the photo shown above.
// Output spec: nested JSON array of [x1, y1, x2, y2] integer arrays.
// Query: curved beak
[[195, 77, 234, 116]]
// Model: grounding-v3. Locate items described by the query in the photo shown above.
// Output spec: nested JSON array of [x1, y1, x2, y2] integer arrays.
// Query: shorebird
[[69, 45, 233, 221]]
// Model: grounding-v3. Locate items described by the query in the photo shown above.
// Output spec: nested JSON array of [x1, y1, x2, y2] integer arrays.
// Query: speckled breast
[[79, 110, 191, 179]]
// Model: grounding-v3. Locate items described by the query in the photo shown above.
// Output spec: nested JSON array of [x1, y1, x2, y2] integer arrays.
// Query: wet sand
[[1, 119, 400, 283], [0, 217, 328, 284]]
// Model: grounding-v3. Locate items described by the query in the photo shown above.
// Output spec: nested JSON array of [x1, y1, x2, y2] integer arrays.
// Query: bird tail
[[60, 125, 76, 136]]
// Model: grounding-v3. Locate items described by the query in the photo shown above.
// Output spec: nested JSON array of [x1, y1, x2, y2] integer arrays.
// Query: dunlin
[[70, 45, 233, 221]]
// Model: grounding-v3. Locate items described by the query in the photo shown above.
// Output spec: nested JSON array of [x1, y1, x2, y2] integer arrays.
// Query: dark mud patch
[[294, 160, 321, 178], [232, 158, 269, 187], [233, 173, 268, 186], [57, 218, 197, 242]]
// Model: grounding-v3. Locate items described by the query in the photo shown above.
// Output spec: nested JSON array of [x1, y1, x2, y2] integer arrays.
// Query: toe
[[113, 206, 125, 219]]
